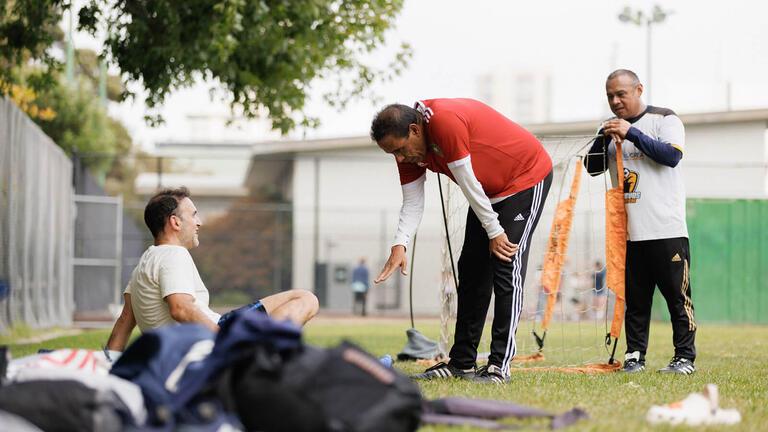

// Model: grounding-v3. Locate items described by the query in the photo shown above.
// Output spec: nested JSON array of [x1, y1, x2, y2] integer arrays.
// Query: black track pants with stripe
[[625, 237, 697, 361], [448, 171, 552, 374]]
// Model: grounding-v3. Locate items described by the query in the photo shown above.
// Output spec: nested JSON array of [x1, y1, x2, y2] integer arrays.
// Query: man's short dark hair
[[606, 69, 640, 86], [144, 187, 191, 239], [370, 104, 420, 142]]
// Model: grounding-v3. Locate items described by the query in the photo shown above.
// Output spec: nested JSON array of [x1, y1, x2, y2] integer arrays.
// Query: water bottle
[[379, 354, 393, 368]]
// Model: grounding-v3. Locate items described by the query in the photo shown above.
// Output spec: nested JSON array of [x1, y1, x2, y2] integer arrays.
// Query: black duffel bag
[[208, 340, 422, 432]]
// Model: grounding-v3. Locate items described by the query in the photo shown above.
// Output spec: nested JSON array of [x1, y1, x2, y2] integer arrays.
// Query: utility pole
[[99, 61, 107, 105], [618, 5, 671, 105], [65, 7, 75, 84]]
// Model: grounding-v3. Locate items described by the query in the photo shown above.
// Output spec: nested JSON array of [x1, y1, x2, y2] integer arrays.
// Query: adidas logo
[[671, 253, 681, 262], [514, 213, 525, 222]]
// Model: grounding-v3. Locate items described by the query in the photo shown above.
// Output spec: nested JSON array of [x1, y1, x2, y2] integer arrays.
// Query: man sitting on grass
[[105, 187, 318, 353]]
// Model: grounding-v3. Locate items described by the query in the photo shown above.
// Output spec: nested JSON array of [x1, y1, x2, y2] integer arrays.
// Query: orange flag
[[606, 142, 627, 339], [539, 161, 582, 330]]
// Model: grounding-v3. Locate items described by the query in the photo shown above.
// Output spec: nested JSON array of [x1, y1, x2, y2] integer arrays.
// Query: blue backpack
[[110, 311, 303, 429], [109, 324, 216, 426]]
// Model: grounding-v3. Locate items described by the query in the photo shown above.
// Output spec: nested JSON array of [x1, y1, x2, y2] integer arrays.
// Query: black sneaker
[[620, 351, 645, 373], [658, 357, 696, 375], [410, 362, 475, 380], [621, 358, 645, 373], [471, 364, 510, 384]]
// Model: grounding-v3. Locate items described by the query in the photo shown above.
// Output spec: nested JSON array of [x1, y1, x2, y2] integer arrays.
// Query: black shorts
[[217, 300, 267, 326]]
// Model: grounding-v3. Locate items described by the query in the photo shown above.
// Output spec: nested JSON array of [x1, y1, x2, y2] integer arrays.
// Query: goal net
[[437, 135, 616, 368]]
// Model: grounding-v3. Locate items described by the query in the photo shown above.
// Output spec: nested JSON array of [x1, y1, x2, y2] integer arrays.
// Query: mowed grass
[[5, 317, 768, 431]]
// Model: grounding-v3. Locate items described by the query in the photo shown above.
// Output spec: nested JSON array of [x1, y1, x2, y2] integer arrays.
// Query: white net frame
[[437, 135, 615, 367]]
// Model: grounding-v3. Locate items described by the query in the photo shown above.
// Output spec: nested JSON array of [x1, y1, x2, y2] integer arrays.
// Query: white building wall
[[135, 143, 252, 222], [684, 121, 767, 198], [290, 149, 475, 314], [292, 156, 318, 294]]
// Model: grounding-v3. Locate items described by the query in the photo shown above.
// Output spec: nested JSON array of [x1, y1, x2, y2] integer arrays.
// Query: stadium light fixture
[[617, 4, 673, 104]]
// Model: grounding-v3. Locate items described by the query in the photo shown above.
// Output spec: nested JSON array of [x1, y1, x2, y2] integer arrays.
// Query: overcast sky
[[99, 0, 768, 147]]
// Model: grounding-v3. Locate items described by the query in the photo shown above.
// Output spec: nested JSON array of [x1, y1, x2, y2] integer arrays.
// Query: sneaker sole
[[410, 375, 472, 381], [410, 371, 473, 380], [471, 377, 510, 384], [657, 368, 696, 375]]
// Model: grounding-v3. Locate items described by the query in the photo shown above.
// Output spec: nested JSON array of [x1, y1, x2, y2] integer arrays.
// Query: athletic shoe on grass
[[657, 357, 696, 375], [471, 364, 510, 384], [620, 351, 645, 373], [410, 362, 475, 380]]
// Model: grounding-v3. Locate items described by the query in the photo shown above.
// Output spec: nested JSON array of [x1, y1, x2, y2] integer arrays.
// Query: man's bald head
[[606, 69, 640, 86]]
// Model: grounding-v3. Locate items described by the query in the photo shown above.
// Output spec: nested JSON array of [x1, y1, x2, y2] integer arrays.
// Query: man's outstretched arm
[[105, 293, 137, 352], [166, 293, 219, 333], [376, 174, 426, 283]]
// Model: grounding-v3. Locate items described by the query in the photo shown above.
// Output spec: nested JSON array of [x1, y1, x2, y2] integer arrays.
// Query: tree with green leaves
[[2, 0, 410, 133], [34, 74, 131, 173]]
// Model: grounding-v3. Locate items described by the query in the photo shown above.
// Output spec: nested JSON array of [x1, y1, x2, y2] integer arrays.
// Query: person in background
[[351, 257, 370, 316], [591, 261, 607, 320]]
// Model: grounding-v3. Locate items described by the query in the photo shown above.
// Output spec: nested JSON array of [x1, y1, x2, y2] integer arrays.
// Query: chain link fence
[[69, 151, 413, 315], [0, 97, 74, 333]]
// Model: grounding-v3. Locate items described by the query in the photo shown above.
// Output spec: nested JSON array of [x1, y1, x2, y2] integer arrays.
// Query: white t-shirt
[[605, 106, 688, 241], [124, 245, 221, 331]]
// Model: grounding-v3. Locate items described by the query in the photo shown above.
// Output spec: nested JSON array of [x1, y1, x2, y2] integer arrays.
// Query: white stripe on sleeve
[[448, 156, 504, 239], [392, 173, 426, 249]]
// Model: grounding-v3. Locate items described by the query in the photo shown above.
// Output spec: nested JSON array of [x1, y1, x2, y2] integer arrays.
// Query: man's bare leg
[[260, 289, 319, 326]]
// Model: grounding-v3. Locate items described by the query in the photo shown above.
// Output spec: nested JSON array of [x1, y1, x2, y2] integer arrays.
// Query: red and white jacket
[[393, 98, 552, 248]]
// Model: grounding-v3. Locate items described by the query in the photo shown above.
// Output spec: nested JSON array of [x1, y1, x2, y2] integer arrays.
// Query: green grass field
[[5, 317, 767, 431]]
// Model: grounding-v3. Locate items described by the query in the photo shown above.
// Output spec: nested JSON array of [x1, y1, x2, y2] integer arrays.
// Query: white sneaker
[[646, 384, 741, 426]]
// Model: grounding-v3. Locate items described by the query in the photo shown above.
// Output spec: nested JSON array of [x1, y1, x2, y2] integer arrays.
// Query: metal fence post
[[114, 194, 124, 305]]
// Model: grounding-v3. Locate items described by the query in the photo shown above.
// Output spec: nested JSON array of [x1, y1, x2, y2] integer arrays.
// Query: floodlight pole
[[313, 157, 320, 294], [646, 19, 652, 104], [618, 5, 671, 105]]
